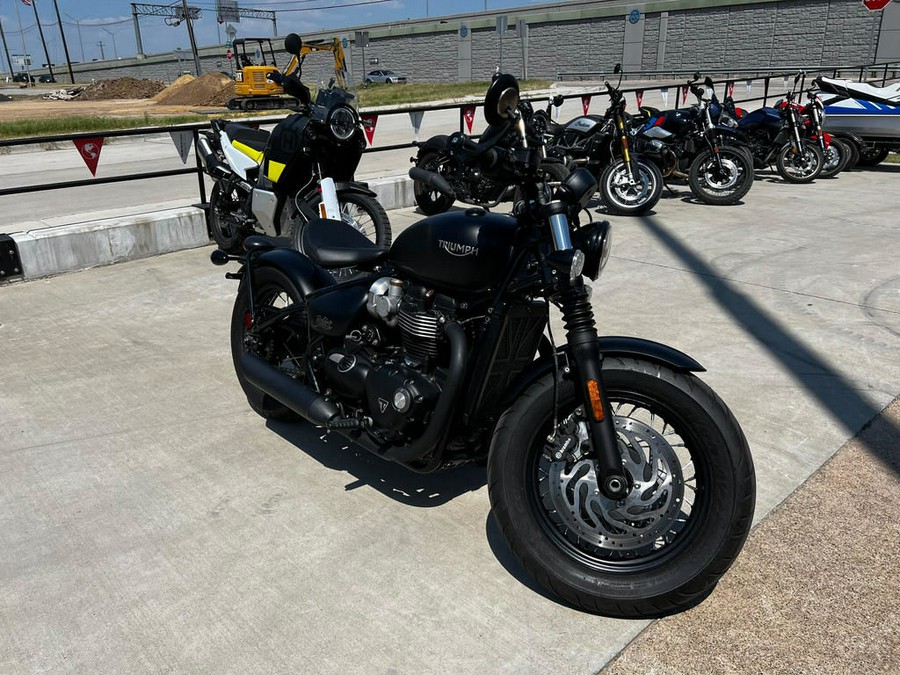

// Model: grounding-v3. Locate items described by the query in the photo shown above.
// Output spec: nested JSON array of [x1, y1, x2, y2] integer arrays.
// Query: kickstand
[[663, 178, 678, 196]]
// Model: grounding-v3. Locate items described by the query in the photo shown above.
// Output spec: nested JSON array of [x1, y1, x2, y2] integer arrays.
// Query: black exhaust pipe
[[239, 351, 340, 426], [409, 167, 455, 199], [198, 136, 232, 179]]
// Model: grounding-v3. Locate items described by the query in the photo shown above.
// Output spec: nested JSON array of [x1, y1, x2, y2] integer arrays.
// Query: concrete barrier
[[5, 175, 416, 281]]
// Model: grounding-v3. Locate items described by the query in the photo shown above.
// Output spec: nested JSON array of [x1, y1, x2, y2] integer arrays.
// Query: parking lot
[[1, 160, 899, 672]]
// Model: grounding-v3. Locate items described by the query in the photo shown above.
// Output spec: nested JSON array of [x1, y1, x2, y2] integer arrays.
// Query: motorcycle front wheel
[[413, 151, 455, 215], [209, 183, 249, 252], [819, 138, 850, 179], [775, 142, 824, 183], [230, 267, 307, 421], [298, 191, 392, 248], [599, 158, 663, 215], [488, 356, 756, 617], [688, 147, 754, 205]]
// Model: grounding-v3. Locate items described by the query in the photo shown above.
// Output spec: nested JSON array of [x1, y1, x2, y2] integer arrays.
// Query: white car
[[365, 69, 407, 84]]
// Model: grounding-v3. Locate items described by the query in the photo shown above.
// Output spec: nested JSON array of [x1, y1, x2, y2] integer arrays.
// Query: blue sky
[[1, 0, 550, 69]]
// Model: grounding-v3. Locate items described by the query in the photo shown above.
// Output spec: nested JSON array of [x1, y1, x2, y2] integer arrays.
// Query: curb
[[4, 175, 415, 281]]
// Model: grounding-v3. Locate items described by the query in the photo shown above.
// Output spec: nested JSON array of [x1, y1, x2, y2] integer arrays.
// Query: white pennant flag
[[660, 87, 669, 106], [169, 130, 193, 165], [408, 110, 424, 141]]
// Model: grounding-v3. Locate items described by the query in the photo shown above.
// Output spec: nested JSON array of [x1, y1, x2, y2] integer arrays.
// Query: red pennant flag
[[581, 95, 591, 115], [462, 106, 475, 133], [635, 90, 643, 109], [73, 137, 104, 176], [727, 80, 734, 98], [681, 85, 688, 105], [862, 0, 892, 11], [360, 114, 378, 145]]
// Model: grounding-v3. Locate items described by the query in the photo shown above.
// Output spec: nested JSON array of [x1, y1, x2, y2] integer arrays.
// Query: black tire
[[840, 137, 861, 170], [819, 138, 850, 179], [488, 357, 756, 617], [297, 191, 392, 248], [413, 151, 455, 215], [599, 158, 663, 215], [230, 267, 307, 421], [857, 145, 890, 167], [687, 146, 754, 205], [209, 182, 248, 252], [775, 142, 824, 183]]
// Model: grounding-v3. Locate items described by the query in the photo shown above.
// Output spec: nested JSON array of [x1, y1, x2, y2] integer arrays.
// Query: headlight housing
[[573, 220, 612, 281], [329, 106, 357, 141]]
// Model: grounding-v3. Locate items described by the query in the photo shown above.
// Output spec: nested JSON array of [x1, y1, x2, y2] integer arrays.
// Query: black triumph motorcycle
[[410, 74, 569, 215], [199, 33, 391, 254], [537, 64, 663, 216], [213, 74, 756, 617], [631, 74, 755, 205]]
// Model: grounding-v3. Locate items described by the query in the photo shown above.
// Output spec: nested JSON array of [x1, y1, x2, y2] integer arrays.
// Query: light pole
[[101, 27, 120, 60], [64, 14, 85, 63]]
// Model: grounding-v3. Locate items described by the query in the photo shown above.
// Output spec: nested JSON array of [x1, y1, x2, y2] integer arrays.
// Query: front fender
[[252, 247, 336, 297], [502, 335, 705, 411], [334, 181, 376, 198]]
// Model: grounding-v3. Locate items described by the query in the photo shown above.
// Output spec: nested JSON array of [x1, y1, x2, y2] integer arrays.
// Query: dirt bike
[[631, 74, 755, 205], [198, 33, 391, 255], [410, 74, 569, 215], [536, 64, 663, 216], [211, 72, 756, 617]]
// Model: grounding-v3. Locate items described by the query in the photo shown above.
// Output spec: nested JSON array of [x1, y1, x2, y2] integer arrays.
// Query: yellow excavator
[[227, 36, 348, 111]]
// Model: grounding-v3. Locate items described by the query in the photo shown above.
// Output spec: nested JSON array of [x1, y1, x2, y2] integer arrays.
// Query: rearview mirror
[[284, 33, 302, 56], [614, 63, 622, 74]]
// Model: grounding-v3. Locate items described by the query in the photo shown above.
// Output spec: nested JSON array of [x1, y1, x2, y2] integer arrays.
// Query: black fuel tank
[[659, 109, 695, 135], [388, 208, 519, 293]]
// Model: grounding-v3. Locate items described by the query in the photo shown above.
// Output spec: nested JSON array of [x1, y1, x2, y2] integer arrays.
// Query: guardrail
[[3, 62, 896, 203], [557, 62, 900, 86]]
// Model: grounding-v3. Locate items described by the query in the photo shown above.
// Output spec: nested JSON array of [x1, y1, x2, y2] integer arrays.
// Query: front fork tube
[[560, 279, 628, 498], [616, 115, 637, 182]]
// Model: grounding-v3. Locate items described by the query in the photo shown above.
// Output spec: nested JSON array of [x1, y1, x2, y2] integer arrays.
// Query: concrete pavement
[[1, 164, 899, 672]]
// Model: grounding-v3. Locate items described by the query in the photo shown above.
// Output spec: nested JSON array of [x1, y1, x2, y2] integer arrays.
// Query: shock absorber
[[559, 278, 628, 498]]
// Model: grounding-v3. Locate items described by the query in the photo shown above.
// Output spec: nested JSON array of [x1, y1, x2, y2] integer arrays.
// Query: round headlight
[[329, 106, 357, 141]]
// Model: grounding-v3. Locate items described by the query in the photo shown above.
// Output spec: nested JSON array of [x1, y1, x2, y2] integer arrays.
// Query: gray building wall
[[37, 0, 894, 85]]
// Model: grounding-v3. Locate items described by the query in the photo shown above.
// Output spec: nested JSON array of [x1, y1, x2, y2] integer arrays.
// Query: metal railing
[[1, 61, 896, 205]]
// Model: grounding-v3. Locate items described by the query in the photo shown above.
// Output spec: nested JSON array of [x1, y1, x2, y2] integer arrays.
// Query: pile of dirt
[[153, 72, 234, 107], [77, 77, 165, 101]]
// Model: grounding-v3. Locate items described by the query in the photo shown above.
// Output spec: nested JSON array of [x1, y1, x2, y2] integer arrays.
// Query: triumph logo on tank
[[438, 239, 477, 257]]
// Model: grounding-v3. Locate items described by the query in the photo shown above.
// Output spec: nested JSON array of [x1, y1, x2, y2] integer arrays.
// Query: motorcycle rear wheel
[[488, 357, 755, 617], [775, 143, 823, 183], [413, 151, 455, 215], [599, 158, 663, 215], [210, 183, 249, 252], [230, 267, 307, 421], [687, 147, 754, 205]]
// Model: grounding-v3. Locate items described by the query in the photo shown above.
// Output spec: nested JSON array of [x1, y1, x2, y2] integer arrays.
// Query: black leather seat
[[224, 123, 271, 153], [300, 218, 388, 268]]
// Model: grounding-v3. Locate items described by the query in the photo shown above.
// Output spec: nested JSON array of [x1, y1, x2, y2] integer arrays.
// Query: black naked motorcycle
[[537, 64, 663, 216], [722, 73, 826, 184], [410, 74, 569, 215], [631, 74, 755, 205], [199, 33, 391, 254], [212, 73, 756, 617]]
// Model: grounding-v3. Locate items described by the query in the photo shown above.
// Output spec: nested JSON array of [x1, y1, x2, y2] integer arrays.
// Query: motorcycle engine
[[318, 278, 459, 440]]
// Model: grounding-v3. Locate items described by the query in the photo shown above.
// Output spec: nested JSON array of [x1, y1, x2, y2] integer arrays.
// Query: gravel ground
[[604, 398, 900, 674]]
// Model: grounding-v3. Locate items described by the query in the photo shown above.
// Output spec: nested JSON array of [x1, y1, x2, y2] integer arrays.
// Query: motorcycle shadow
[[267, 420, 487, 507], [483, 513, 573, 607]]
